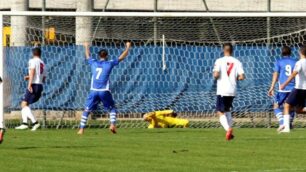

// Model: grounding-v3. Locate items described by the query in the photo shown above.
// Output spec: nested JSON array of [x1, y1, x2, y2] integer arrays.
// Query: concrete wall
[[2, 0, 306, 11]]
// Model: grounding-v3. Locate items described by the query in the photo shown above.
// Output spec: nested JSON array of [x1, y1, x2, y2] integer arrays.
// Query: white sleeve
[[237, 61, 244, 75], [213, 59, 221, 72], [294, 61, 301, 73], [28, 60, 35, 69]]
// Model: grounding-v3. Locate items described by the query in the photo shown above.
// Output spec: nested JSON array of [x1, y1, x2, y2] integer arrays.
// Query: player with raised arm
[[15, 48, 46, 131], [0, 76, 4, 143], [268, 46, 297, 132], [280, 45, 306, 133], [77, 42, 131, 135], [213, 43, 245, 141]]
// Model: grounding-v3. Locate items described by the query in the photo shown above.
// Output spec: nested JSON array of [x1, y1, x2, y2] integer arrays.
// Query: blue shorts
[[274, 92, 291, 107], [84, 91, 115, 111], [216, 95, 234, 112], [22, 84, 43, 104], [286, 89, 306, 108]]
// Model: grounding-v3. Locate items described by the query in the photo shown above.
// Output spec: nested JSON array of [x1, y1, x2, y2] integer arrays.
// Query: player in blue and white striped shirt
[[78, 42, 131, 135], [268, 46, 297, 132]]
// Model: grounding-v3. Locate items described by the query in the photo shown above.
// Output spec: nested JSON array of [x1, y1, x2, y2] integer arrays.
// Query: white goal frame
[[1, 11, 306, 128]]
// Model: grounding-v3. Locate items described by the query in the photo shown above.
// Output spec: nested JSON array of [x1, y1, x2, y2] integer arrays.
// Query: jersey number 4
[[95, 68, 103, 79], [227, 63, 234, 76]]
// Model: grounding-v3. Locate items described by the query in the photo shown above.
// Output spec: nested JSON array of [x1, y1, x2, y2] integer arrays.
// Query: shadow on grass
[[16, 145, 97, 150]]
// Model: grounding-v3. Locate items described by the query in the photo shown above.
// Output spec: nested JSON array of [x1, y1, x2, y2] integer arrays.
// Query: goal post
[[1, 12, 306, 129], [0, 14, 3, 129]]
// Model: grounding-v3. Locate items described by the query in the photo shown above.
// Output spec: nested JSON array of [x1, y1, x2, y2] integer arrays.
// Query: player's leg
[[100, 91, 117, 134], [15, 101, 30, 129], [78, 91, 98, 135], [216, 96, 230, 131], [289, 110, 295, 129], [292, 90, 306, 127], [30, 84, 43, 131], [163, 117, 189, 128], [282, 89, 299, 132], [16, 87, 38, 130], [216, 95, 234, 140], [224, 96, 235, 140], [273, 92, 284, 131], [0, 111, 4, 144], [16, 84, 42, 130]]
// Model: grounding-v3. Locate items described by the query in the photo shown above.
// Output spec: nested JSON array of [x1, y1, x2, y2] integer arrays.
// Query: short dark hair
[[223, 43, 233, 54], [141, 113, 146, 117], [98, 49, 108, 58], [32, 47, 41, 57], [172, 113, 178, 118], [300, 45, 306, 56], [281, 46, 291, 56]]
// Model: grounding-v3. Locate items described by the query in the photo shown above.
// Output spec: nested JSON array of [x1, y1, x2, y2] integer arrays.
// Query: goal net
[[1, 13, 306, 129]]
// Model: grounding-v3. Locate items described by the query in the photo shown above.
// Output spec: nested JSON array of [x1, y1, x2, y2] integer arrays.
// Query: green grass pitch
[[1, 128, 306, 172]]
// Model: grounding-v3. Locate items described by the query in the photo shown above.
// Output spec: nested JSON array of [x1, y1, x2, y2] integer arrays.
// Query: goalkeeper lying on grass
[[143, 110, 189, 128]]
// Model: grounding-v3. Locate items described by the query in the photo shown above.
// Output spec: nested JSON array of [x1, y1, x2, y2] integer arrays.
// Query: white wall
[[158, 0, 206, 11], [1, 0, 306, 11], [272, 0, 306, 11]]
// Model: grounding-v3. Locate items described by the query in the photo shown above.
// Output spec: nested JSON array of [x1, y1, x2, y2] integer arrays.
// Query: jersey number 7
[[95, 68, 103, 79], [227, 63, 234, 76]]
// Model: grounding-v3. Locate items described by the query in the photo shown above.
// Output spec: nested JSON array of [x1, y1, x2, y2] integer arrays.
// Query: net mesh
[[2, 15, 306, 129]]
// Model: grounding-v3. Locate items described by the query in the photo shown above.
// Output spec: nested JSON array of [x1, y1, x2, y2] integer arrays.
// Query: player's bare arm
[[28, 68, 35, 93], [280, 71, 298, 90], [24, 75, 29, 80], [42, 76, 47, 83], [213, 71, 220, 79], [268, 72, 279, 96], [118, 42, 132, 62], [84, 42, 90, 60], [238, 74, 245, 81]]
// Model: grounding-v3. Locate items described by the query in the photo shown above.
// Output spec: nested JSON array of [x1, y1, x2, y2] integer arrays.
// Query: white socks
[[21, 106, 36, 123], [283, 114, 290, 131], [226, 112, 233, 128], [21, 107, 28, 123], [220, 114, 230, 131]]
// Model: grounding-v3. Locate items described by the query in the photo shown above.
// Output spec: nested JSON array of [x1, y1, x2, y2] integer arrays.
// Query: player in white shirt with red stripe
[[213, 43, 245, 141], [15, 48, 46, 131], [0, 76, 4, 143], [280, 45, 306, 132]]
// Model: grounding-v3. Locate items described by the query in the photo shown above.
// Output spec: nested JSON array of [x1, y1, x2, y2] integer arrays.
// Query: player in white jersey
[[15, 48, 46, 131], [280, 45, 306, 132], [0, 76, 4, 143], [213, 43, 245, 141]]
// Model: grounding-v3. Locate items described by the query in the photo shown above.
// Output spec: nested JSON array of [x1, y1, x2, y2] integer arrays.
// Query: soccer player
[[143, 110, 189, 128], [15, 48, 46, 131], [77, 42, 132, 135], [213, 43, 245, 141], [268, 46, 296, 132], [280, 45, 306, 132], [0, 76, 4, 143]]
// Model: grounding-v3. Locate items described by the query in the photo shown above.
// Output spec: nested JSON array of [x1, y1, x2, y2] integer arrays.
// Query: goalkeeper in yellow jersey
[[143, 110, 189, 128]]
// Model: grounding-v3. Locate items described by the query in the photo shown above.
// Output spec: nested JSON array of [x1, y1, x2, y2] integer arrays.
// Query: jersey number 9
[[285, 65, 292, 76]]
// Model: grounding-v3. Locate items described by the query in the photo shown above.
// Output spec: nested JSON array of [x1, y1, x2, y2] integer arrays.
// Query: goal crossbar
[[1, 11, 306, 17]]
